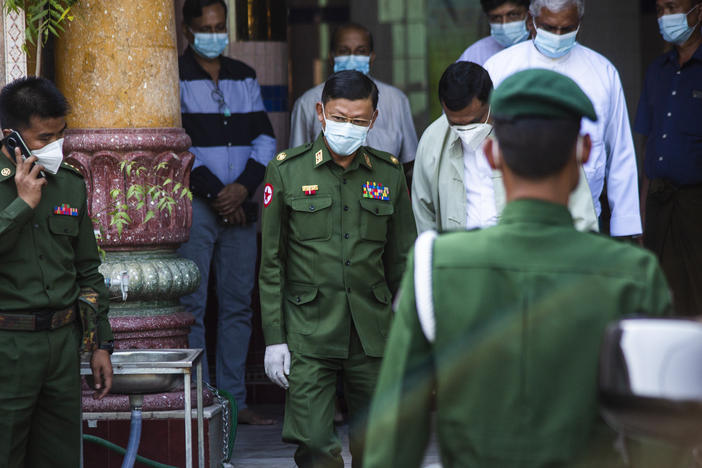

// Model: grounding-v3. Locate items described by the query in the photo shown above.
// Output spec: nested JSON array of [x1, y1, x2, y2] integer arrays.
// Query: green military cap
[[490, 68, 598, 121]]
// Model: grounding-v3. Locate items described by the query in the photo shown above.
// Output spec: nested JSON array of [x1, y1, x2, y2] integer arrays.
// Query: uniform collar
[[499, 199, 574, 227], [312, 133, 373, 171], [0, 152, 16, 182]]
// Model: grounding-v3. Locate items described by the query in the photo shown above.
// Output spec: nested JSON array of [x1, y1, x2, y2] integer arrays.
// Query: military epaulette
[[273, 142, 313, 165], [61, 162, 84, 178], [364, 146, 401, 168]]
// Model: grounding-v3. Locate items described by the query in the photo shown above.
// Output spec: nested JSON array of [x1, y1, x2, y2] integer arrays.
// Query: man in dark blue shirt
[[635, 0, 702, 315], [178, 0, 276, 424]]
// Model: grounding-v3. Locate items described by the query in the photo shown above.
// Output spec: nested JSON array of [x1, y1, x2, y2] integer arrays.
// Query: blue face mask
[[322, 105, 371, 157], [333, 55, 371, 75], [192, 32, 229, 59], [490, 20, 530, 48], [533, 21, 579, 59], [658, 5, 700, 45]]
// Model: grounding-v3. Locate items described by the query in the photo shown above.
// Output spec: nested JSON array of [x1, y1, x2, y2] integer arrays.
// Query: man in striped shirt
[[178, 0, 276, 425]]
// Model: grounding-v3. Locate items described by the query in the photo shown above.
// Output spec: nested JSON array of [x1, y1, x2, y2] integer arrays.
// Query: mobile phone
[[2, 130, 43, 177]]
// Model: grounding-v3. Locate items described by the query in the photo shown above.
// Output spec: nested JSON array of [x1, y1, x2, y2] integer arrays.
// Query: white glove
[[264, 344, 290, 389]]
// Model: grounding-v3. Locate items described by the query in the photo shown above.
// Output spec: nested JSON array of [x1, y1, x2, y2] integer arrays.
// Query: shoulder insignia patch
[[390, 156, 400, 165], [1, 168, 10, 177], [315, 150, 324, 165], [61, 162, 84, 177], [274, 142, 313, 165], [276, 152, 287, 161], [364, 153, 372, 168]]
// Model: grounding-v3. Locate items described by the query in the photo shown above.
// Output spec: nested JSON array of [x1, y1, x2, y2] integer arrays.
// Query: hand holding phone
[[2, 130, 44, 178], [13, 153, 47, 208]]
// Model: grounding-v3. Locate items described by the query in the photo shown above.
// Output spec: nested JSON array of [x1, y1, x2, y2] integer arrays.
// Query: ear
[[579, 134, 592, 166], [484, 138, 502, 170], [183, 23, 194, 44], [369, 51, 376, 68], [316, 102, 326, 130], [369, 109, 378, 130], [526, 13, 535, 38]]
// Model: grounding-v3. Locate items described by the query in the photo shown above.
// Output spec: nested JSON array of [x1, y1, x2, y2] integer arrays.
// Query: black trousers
[[644, 179, 702, 316]]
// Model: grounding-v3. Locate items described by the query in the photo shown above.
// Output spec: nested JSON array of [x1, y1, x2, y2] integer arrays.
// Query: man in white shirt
[[483, 0, 642, 238], [458, 0, 532, 66], [289, 23, 418, 167], [412, 61, 598, 233]]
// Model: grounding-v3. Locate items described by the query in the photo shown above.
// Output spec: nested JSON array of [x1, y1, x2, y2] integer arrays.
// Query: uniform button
[[672, 91, 677, 96], [344, 233, 350, 239], [667, 112, 672, 117], [343, 205, 349, 211], [343, 178, 347, 184], [375, 208, 379, 214], [309, 205, 315, 211], [223, 120, 228, 125], [663, 134, 667, 139], [296, 296, 301, 303], [227, 142, 232, 146], [34, 224, 39, 229], [345, 260, 351, 266], [659, 156, 664, 161], [676, 70, 681, 75]]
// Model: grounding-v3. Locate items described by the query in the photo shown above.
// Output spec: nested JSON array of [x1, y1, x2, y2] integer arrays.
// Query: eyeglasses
[[211, 88, 232, 117], [324, 109, 376, 127], [533, 18, 579, 35]]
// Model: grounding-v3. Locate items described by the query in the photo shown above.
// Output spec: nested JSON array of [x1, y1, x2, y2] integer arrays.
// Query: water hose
[[122, 405, 143, 468], [82, 434, 176, 468]]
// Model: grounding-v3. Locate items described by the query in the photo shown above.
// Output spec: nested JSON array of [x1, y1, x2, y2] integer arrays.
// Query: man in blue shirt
[[178, 0, 276, 424], [635, 0, 702, 315]]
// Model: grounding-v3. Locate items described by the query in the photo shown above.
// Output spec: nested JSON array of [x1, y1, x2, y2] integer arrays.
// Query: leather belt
[[0, 304, 77, 331]]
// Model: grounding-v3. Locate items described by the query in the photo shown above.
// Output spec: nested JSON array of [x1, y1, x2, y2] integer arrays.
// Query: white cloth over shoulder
[[457, 35, 505, 66], [289, 78, 418, 163], [414, 230, 438, 343], [484, 41, 642, 237]]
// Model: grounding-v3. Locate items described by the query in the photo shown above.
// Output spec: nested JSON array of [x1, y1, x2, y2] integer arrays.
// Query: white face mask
[[31, 137, 64, 174], [322, 104, 372, 157], [450, 107, 493, 152]]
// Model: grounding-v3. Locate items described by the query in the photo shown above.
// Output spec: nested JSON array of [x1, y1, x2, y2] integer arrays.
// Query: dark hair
[[0, 77, 69, 130], [493, 117, 580, 179], [330, 23, 374, 53], [480, 0, 530, 14], [438, 62, 493, 112], [322, 71, 379, 110], [183, 0, 228, 25]]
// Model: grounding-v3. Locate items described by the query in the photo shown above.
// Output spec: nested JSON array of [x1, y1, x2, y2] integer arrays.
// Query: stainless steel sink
[[83, 349, 202, 395], [599, 318, 702, 445]]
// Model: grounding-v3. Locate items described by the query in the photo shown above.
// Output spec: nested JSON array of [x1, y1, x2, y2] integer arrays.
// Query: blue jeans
[[178, 197, 257, 410]]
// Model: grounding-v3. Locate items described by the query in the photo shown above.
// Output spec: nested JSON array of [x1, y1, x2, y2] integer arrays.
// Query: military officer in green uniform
[[259, 70, 416, 467], [363, 69, 673, 468], [0, 77, 113, 467]]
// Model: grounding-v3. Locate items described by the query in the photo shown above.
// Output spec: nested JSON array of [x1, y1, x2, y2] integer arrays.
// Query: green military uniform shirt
[[364, 199, 672, 468], [259, 134, 416, 358], [0, 157, 112, 342]]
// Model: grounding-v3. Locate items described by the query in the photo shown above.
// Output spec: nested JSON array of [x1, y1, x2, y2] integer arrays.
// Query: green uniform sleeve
[[258, 162, 288, 345], [0, 197, 33, 254], [365, 251, 433, 468], [383, 171, 416, 295], [73, 193, 113, 343]]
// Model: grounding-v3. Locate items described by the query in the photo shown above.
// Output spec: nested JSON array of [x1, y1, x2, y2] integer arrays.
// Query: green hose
[[217, 388, 238, 462], [82, 434, 177, 468]]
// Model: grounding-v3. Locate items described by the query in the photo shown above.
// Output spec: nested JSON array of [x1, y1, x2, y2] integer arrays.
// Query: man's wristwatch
[[98, 340, 114, 355]]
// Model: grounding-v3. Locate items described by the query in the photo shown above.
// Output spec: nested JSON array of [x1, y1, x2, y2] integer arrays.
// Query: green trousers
[[0, 323, 81, 468], [283, 328, 382, 468]]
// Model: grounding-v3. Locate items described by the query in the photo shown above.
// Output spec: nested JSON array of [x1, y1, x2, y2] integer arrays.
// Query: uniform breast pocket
[[290, 196, 333, 241], [49, 216, 80, 237], [359, 198, 394, 242]]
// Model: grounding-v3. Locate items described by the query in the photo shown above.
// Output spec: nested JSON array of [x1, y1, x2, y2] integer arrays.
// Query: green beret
[[490, 68, 597, 121]]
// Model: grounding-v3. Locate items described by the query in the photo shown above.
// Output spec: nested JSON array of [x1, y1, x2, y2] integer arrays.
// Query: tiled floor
[[230, 405, 441, 467]]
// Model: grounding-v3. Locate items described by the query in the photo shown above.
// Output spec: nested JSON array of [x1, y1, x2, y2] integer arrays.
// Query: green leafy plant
[[3, 0, 78, 75], [92, 161, 193, 249]]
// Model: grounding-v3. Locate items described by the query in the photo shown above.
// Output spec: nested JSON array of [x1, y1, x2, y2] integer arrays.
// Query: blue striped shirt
[[179, 47, 276, 195]]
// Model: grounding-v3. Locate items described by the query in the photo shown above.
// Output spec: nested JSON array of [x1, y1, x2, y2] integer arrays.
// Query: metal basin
[[599, 318, 702, 445], [83, 349, 202, 395]]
